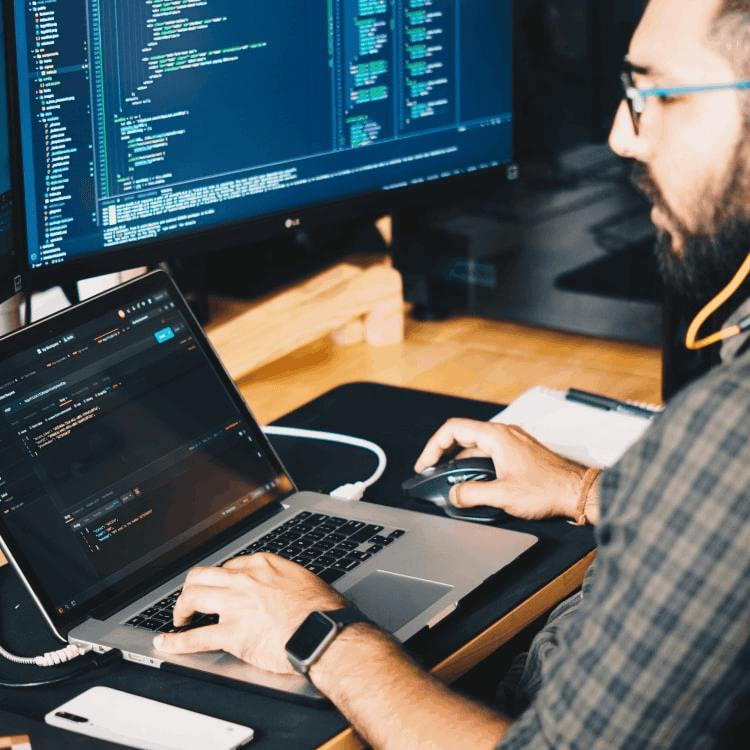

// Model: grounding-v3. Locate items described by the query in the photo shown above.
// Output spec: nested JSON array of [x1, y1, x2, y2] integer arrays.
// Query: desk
[[0, 383, 595, 749]]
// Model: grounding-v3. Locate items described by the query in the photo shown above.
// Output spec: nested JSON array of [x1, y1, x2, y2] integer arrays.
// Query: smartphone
[[45, 686, 254, 750]]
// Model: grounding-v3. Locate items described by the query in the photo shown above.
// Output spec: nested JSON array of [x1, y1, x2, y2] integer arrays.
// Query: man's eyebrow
[[623, 57, 659, 77]]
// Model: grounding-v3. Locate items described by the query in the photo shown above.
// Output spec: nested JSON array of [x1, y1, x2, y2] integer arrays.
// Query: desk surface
[[0, 383, 594, 749]]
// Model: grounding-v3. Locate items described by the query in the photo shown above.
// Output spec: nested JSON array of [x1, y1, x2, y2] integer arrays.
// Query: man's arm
[[154, 553, 511, 750], [306, 623, 511, 750]]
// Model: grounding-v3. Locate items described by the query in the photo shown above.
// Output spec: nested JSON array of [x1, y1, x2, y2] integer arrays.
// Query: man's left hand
[[153, 552, 348, 674]]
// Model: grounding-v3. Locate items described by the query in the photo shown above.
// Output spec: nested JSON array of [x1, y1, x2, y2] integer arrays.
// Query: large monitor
[[6, 0, 514, 292]]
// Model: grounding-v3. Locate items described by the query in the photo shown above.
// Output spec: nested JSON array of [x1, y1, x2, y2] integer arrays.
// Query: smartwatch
[[285, 607, 372, 676]]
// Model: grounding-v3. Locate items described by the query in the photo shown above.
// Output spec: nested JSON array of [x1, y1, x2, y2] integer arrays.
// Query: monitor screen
[[8, 1, 514, 289]]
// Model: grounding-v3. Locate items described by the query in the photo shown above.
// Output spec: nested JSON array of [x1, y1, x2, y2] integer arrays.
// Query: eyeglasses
[[621, 63, 750, 134]]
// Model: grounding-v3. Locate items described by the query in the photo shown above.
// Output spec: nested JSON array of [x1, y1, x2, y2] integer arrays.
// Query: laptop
[[0, 270, 537, 703]]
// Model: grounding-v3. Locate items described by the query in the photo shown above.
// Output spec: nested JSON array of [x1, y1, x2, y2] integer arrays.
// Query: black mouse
[[401, 457, 508, 523]]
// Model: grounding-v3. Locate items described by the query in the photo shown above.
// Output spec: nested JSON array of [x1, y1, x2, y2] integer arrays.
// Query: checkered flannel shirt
[[498, 303, 750, 749]]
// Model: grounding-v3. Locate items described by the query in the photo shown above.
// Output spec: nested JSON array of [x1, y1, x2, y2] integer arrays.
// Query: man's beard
[[631, 155, 750, 302]]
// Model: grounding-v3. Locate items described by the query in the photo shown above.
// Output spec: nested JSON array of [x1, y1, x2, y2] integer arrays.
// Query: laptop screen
[[0, 272, 293, 627]]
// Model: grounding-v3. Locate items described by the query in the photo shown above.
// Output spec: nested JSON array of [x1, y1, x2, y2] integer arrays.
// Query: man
[[155, 0, 750, 746]]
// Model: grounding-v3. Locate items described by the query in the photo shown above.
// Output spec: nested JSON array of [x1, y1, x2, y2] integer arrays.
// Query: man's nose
[[609, 100, 648, 162]]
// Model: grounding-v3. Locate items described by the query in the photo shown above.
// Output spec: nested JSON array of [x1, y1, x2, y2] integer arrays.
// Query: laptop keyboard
[[127, 511, 406, 633]]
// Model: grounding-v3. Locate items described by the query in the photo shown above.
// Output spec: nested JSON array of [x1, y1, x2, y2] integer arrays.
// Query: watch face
[[286, 611, 336, 661]]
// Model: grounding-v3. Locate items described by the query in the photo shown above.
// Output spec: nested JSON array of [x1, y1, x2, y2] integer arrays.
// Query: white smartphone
[[45, 686, 255, 750]]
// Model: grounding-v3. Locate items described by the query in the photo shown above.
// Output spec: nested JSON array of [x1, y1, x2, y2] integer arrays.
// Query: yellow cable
[[685, 250, 750, 350]]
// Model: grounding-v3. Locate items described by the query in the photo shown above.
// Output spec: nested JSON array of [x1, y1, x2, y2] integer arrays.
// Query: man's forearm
[[308, 624, 511, 750]]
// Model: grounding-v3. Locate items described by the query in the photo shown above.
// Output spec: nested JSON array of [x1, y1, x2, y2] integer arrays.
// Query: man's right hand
[[415, 418, 590, 522]]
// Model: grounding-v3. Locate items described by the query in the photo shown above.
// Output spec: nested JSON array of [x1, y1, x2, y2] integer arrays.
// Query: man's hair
[[713, 0, 750, 119], [714, 0, 750, 76]]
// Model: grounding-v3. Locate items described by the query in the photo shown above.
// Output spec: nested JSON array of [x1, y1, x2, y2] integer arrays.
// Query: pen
[[565, 388, 655, 419]]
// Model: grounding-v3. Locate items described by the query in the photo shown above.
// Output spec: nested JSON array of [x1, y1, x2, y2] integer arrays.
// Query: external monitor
[[6, 1, 515, 292]]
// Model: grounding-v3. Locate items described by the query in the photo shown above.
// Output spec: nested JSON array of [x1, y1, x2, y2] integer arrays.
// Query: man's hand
[[415, 418, 588, 521], [153, 553, 348, 674]]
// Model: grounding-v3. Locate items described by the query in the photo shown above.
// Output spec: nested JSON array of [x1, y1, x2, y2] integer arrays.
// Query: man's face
[[609, 0, 750, 300]]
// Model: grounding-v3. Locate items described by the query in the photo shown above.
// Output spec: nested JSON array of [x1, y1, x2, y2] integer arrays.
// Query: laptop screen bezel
[[0, 269, 297, 634]]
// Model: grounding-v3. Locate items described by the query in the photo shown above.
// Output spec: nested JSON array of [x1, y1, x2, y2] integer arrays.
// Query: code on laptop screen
[[0, 282, 291, 617]]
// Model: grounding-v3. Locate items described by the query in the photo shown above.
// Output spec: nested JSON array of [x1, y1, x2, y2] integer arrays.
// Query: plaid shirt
[[498, 304, 750, 749]]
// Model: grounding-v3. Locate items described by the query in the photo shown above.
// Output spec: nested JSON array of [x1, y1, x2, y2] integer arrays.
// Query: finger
[[222, 552, 276, 573], [454, 447, 487, 460], [183, 564, 235, 587], [223, 551, 290, 575], [450, 480, 507, 510], [172, 583, 233, 625], [414, 419, 486, 471], [154, 623, 225, 655]]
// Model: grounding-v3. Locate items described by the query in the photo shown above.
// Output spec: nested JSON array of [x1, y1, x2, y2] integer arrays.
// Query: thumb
[[450, 480, 506, 510]]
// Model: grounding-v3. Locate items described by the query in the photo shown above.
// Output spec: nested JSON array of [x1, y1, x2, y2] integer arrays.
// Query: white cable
[[262, 425, 387, 501], [0, 641, 88, 667]]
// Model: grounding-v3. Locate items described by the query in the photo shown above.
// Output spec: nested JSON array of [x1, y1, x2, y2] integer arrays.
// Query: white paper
[[491, 386, 656, 468]]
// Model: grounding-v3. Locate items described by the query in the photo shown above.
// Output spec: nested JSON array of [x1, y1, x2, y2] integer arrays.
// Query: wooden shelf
[[205, 254, 404, 382]]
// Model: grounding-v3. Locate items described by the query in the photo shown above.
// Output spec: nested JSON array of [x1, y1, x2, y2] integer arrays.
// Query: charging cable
[[262, 425, 387, 501], [0, 641, 88, 667], [0, 649, 121, 689]]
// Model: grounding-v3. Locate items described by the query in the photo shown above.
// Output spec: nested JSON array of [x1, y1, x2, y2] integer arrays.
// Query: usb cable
[[261, 426, 387, 500]]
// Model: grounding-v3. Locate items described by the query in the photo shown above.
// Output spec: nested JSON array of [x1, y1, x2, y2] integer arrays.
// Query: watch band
[[325, 607, 373, 629], [285, 606, 372, 676]]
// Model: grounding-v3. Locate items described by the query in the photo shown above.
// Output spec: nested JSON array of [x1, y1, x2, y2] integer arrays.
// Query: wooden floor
[[225, 305, 663, 427]]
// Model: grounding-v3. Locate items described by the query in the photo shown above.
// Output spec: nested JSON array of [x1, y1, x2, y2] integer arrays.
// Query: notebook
[[0, 270, 536, 704], [492, 386, 659, 468]]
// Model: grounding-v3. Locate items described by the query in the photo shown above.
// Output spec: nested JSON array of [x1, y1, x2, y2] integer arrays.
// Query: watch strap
[[324, 606, 373, 629]]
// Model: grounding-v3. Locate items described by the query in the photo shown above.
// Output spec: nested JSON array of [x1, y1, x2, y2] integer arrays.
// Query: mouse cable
[[0, 648, 122, 689], [261, 425, 387, 501]]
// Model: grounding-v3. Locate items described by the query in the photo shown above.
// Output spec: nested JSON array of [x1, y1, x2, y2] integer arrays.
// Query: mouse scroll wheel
[[448, 471, 492, 485]]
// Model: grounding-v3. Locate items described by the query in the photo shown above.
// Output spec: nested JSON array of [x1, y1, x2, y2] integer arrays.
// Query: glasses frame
[[620, 63, 750, 134]]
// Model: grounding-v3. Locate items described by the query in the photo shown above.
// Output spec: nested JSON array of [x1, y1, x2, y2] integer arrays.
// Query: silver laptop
[[0, 270, 536, 703]]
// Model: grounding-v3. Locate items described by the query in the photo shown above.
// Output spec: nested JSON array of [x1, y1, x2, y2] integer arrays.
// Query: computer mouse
[[401, 457, 508, 523]]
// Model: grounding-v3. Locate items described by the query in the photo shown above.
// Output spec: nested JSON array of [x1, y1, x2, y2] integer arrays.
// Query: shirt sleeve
[[498, 363, 750, 750]]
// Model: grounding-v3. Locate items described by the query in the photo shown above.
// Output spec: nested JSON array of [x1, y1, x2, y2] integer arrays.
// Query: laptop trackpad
[[344, 571, 453, 633]]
